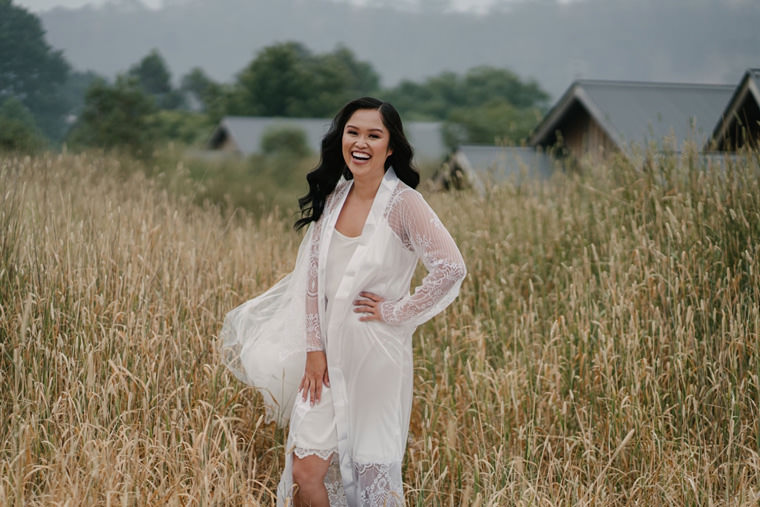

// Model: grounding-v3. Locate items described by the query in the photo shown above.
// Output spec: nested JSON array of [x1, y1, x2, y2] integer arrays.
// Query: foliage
[[382, 66, 549, 121], [180, 66, 228, 121], [149, 109, 214, 146], [127, 49, 184, 110], [2, 149, 760, 504], [0, 97, 46, 153], [58, 70, 103, 120], [260, 126, 312, 158], [442, 98, 544, 147], [67, 76, 157, 157], [230, 42, 379, 117], [380, 66, 549, 147], [0, 0, 70, 140]]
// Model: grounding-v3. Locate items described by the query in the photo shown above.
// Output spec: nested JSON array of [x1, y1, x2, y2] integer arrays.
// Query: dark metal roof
[[208, 117, 331, 156], [530, 79, 735, 155], [208, 116, 446, 161], [449, 145, 559, 192], [708, 69, 760, 150]]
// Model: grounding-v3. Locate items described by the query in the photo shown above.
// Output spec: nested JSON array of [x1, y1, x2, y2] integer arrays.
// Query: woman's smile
[[342, 108, 393, 180]]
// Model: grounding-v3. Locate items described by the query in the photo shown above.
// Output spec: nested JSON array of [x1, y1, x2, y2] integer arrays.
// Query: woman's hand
[[353, 291, 386, 322], [300, 350, 329, 406]]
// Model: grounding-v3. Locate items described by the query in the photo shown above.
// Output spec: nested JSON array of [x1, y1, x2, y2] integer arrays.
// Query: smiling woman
[[220, 97, 467, 506]]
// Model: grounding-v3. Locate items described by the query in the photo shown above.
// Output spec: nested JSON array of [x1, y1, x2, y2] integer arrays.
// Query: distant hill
[[40, 0, 760, 99]]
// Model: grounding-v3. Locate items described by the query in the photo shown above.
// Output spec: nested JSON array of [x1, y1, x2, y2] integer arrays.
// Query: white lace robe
[[220, 168, 466, 506]]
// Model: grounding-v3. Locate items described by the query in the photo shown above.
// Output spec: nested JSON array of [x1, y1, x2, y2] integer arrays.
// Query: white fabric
[[220, 168, 466, 506], [291, 231, 356, 461], [291, 384, 338, 458], [325, 229, 362, 315]]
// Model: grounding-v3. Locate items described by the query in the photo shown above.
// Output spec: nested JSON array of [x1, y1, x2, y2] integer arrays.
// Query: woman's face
[[342, 108, 393, 182]]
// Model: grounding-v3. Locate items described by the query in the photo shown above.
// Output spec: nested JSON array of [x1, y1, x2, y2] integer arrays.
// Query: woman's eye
[[370, 134, 379, 139]]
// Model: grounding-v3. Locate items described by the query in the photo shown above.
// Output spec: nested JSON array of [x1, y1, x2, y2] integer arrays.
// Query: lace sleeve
[[379, 189, 466, 327], [305, 217, 324, 351]]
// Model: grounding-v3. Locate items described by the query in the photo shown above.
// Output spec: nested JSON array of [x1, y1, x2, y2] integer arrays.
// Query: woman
[[220, 97, 466, 506]]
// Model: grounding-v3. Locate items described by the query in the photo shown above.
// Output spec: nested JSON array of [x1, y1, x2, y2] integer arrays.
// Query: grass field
[[1, 149, 759, 505]]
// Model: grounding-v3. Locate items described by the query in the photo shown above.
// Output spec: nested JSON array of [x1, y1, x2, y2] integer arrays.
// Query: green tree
[[298, 46, 381, 116], [382, 65, 549, 148], [59, 70, 102, 117], [67, 76, 157, 157], [461, 66, 549, 110], [230, 42, 380, 117], [150, 109, 212, 145], [0, 97, 46, 153], [233, 41, 312, 116], [442, 98, 543, 148], [383, 66, 549, 120], [180, 67, 228, 121], [0, 0, 71, 140], [260, 126, 311, 158], [127, 49, 184, 110], [382, 72, 465, 120]]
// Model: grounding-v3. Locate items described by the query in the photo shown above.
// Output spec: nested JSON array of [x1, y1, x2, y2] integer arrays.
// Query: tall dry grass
[[1, 149, 759, 505]]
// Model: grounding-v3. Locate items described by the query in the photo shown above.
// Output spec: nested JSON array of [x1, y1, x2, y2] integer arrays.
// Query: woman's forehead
[[345, 109, 386, 131]]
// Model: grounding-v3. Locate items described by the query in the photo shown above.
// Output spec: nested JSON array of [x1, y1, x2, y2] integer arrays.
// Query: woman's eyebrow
[[345, 123, 385, 133]]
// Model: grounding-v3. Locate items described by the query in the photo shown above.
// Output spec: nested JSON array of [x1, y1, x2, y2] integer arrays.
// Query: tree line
[[0, 0, 549, 157]]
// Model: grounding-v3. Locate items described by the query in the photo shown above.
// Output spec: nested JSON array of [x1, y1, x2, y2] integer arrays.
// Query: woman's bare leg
[[292, 453, 332, 507]]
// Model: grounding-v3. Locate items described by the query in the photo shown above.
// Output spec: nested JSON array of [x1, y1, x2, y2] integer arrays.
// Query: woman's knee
[[292, 456, 328, 487]]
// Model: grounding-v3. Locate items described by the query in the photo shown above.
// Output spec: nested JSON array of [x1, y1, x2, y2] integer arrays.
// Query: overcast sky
[[17, 0, 162, 10], [14, 0, 574, 14]]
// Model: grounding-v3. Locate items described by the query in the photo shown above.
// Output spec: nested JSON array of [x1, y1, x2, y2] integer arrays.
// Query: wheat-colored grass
[[1, 149, 759, 505]]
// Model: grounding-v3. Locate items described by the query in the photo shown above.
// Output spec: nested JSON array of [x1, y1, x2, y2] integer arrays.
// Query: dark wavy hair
[[294, 97, 419, 230]]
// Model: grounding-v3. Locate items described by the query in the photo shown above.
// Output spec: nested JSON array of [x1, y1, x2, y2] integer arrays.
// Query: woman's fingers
[[353, 292, 385, 321], [303, 350, 327, 405], [299, 374, 324, 405], [312, 379, 322, 405]]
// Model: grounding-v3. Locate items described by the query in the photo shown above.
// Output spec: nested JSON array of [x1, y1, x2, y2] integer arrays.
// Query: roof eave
[[529, 81, 624, 151], [706, 70, 760, 150], [529, 82, 579, 146]]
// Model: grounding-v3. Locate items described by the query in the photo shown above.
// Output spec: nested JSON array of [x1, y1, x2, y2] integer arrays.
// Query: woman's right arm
[[300, 217, 330, 404]]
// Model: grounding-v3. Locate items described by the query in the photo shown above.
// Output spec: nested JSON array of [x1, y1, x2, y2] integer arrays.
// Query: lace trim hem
[[293, 446, 336, 461]]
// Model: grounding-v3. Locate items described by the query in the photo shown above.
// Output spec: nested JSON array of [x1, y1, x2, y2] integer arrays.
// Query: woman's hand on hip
[[300, 350, 329, 406], [353, 291, 386, 322]]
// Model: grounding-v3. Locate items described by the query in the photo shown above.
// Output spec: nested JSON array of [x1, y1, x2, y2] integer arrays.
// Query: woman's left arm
[[357, 190, 466, 327]]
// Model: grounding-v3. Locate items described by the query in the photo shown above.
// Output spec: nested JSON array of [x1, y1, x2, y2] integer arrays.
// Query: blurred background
[[2, 0, 759, 210]]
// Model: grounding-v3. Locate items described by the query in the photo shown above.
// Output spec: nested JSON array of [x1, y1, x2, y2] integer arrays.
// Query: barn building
[[708, 69, 760, 151], [435, 145, 558, 192], [208, 117, 331, 157], [529, 79, 735, 161]]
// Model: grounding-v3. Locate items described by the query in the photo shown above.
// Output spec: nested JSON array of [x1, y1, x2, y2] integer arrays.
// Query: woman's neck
[[351, 172, 384, 201]]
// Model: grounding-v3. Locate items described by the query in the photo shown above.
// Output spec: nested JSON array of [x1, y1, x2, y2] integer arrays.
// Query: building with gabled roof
[[208, 117, 332, 157], [708, 69, 760, 151], [435, 145, 558, 192], [529, 79, 735, 161], [207, 116, 447, 162]]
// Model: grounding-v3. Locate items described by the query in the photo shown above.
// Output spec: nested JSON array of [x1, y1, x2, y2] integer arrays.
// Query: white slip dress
[[290, 228, 361, 462]]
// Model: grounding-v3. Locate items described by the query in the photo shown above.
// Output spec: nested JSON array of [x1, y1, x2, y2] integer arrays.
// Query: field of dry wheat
[[1, 149, 759, 505]]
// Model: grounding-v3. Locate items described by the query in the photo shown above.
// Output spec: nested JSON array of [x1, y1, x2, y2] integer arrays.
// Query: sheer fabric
[[379, 185, 467, 326], [306, 208, 326, 352], [221, 168, 465, 506], [305, 175, 466, 337]]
